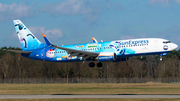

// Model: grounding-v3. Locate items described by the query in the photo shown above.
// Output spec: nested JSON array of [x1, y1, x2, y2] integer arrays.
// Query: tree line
[[0, 46, 180, 79]]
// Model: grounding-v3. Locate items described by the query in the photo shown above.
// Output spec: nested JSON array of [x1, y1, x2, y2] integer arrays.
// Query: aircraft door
[[154, 40, 158, 48], [41, 49, 45, 59]]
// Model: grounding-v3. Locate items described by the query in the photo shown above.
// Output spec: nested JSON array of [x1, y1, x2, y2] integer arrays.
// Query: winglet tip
[[42, 33, 46, 37]]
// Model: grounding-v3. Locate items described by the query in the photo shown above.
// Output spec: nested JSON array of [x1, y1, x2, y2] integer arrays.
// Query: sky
[[1, 0, 180, 49]]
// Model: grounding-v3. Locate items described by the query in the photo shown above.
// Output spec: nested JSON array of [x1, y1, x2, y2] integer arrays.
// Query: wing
[[51, 45, 99, 60], [42, 34, 99, 60]]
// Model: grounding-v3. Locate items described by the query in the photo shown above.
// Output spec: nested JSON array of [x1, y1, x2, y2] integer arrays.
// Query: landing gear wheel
[[89, 62, 95, 67], [97, 62, 103, 68]]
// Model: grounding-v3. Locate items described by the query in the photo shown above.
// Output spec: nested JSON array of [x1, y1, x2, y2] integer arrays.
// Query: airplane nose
[[173, 43, 178, 50]]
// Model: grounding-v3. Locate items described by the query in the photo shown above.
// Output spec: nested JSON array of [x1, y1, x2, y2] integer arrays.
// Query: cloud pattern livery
[[44, 40, 138, 61], [14, 20, 46, 51]]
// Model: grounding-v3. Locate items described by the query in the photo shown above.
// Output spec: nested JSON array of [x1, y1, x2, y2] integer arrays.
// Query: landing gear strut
[[160, 54, 163, 61], [160, 56, 163, 61]]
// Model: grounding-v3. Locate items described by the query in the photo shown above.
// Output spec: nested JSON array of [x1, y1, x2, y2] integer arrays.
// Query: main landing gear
[[89, 62, 95, 67], [97, 62, 103, 67], [89, 62, 103, 68]]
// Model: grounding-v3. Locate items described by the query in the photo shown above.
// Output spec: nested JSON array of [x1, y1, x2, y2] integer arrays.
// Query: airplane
[[8, 20, 178, 68]]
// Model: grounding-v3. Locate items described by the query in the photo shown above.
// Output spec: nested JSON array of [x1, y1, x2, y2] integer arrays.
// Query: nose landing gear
[[160, 56, 163, 61]]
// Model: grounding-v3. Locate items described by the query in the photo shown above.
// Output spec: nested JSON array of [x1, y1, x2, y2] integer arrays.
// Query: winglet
[[42, 33, 52, 45], [91, 37, 98, 43], [42, 33, 46, 37]]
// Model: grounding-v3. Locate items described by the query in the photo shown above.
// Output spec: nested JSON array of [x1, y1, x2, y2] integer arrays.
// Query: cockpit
[[163, 41, 171, 44]]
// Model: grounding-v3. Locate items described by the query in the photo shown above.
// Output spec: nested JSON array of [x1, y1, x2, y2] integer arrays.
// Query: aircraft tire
[[89, 62, 95, 67], [97, 62, 103, 68]]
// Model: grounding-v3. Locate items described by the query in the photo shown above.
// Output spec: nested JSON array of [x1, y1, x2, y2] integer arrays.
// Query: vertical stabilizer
[[13, 20, 44, 51]]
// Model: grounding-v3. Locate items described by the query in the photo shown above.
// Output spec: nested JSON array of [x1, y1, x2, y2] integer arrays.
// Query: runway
[[0, 95, 180, 99]]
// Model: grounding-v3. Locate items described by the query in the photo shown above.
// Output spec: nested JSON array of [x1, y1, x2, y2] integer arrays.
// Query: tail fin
[[13, 20, 44, 51]]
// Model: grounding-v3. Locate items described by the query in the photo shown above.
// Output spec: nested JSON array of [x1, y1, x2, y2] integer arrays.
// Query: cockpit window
[[163, 41, 171, 44]]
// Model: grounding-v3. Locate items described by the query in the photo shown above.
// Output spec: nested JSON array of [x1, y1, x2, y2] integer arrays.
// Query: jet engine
[[96, 52, 116, 62]]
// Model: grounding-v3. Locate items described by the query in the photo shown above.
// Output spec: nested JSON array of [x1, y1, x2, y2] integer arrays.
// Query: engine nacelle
[[96, 52, 116, 62], [113, 57, 129, 62]]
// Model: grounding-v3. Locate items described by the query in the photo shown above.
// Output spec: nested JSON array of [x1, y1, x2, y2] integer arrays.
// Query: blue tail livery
[[13, 20, 46, 51]]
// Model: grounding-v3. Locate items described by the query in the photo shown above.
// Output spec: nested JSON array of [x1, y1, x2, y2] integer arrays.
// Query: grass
[[0, 83, 179, 95], [0, 99, 180, 101]]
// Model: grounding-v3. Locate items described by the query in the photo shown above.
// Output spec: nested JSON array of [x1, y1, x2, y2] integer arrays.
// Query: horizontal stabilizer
[[42, 33, 52, 45], [5, 49, 32, 54]]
